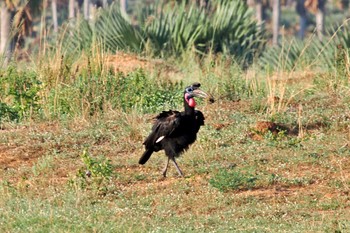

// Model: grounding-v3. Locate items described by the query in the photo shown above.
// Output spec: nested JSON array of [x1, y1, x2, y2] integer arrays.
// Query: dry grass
[[1, 50, 350, 231], [1, 92, 350, 231]]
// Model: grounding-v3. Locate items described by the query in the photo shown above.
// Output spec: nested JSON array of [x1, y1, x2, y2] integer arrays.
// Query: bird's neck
[[184, 99, 195, 115]]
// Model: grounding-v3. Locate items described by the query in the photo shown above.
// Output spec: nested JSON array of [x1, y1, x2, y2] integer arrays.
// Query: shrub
[[142, 0, 265, 65], [45, 67, 183, 118], [0, 103, 19, 123], [62, 1, 265, 67], [0, 66, 41, 121], [69, 150, 115, 195], [113, 69, 183, 113], [259, 21, 350, 79]]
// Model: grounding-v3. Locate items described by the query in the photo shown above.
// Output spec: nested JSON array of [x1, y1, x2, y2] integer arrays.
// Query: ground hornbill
[[139, 82, 214, 177]]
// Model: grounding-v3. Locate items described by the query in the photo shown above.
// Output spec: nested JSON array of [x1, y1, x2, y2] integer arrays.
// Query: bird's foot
[[177, 171, 184, 177]]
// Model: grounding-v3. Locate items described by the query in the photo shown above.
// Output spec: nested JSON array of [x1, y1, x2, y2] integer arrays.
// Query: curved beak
[[193, 89, 215, 103]]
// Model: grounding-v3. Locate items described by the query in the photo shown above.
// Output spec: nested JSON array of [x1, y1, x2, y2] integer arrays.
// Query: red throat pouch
[[188, 98, 196, 107]]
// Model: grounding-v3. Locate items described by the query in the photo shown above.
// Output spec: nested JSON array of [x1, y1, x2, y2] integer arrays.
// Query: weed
[[31, 153, 55, 177], [113, 69, 182, 113], [0, 66, 41, 120], [0, 102, 18, 123], [209, 167, 258, 192], [267, 173, 314, 187], [44, 66, 184, 119], [69, 150, 115, 195]]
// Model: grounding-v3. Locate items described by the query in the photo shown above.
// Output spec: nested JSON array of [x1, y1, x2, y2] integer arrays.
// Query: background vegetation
[[0, 0, 350, 232]]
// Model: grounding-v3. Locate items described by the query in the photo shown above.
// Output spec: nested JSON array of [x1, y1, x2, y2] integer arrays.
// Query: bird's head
[[184, 82, 214, 108]]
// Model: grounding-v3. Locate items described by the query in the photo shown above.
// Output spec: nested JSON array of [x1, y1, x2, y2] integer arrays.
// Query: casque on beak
[[192, 89, 215, 103]]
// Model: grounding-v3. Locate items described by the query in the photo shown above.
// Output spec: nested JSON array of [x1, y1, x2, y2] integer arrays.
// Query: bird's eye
[[186, 87, 193, 92]]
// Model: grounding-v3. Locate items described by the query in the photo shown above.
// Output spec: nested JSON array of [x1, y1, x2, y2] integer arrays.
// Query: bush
[[113, 69, 183, 113], [259, 21, 350, 78], [143, 0, 265, 66], [63, 1, 265, 67], [70, 150, 115, 195], [44, 67, 183, 118], [0, 103, 19, 123], [0, 66, 41, 121]]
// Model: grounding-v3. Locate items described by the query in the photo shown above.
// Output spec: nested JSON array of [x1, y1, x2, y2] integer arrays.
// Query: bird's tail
[[139, 149, 153, 165]]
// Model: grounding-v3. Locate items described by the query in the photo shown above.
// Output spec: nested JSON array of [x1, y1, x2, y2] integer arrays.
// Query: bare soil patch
[[1, 99, 349, 208]]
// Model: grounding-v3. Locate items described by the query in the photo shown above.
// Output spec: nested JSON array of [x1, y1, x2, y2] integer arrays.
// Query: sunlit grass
[[1, 30, 350, 231], [1, 79, 350, 231]]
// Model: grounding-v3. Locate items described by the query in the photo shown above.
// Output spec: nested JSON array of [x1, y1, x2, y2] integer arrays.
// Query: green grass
[[1, 32, 350, 232], [1, 82, 350, 232]]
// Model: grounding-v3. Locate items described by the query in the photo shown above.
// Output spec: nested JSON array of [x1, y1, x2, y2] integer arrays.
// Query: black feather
[[139, 149, 153, 164], [139, 83, 209, 177]]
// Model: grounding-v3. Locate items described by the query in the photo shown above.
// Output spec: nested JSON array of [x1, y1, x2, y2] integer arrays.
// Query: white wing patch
[[156, 136, 165, 143]]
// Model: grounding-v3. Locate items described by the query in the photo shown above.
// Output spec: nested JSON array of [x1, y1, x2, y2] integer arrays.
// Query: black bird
[[139, 82, 213, 177]]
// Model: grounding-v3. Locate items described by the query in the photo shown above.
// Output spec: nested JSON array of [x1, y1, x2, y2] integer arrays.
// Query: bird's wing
[[144, 110, 181, 146], [195, 110, 205, 126], [154, 110, 182, 139]]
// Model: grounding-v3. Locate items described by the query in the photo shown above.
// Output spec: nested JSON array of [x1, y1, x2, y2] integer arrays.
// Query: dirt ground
[[0, 53, 349, 206]]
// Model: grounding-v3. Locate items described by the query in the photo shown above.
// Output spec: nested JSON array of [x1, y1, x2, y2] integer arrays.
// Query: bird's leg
[[162, 157, 170, 177], [171, 157, 184, 177]]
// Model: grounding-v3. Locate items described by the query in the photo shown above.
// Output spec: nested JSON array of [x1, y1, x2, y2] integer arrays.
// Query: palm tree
[[304, 0, 326, 41], [0, 0, 42, 65], [69, 0, 75, 19], [196, 0, 209, 8], [52, 0, 58, 33], [272, 0, 280, 45], [84, 0, 90, 19], [315, 0, 326, 41], [296, 0, 307, 39], [102, 0, 108, 8], [120, 0, 128, 18], [0, 2, 12, 59]]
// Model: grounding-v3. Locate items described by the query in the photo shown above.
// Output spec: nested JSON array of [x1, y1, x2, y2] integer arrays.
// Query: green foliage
[[0, 66, 41, 121], [258, 37, 329, 72], [62, 1, 264, 67], [0, 103, 18, 123], [259, 22, 350, 78], [46, 68, 183, 117], [63, 4, 143, 55], [79, 150, 113, 179], [71, 150, 114, 194], [197, 55, 264, 101], [268, 173, 315, 187], [0, 59, 186, 121], [32, 154, 55, 177], [209, 167, 258, 192], [142, 0, 265, 65], [141, 2, 205, 56], [113, 69, 183, 112], [96, 5, 144, 53], [259, 39, 306, 71]]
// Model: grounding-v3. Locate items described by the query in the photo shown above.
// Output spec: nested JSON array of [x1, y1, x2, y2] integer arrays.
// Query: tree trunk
[[69, 0, 75, 19], [84, 0, 90, 20], [316, 0, 326, 41], [272, 0, 280, 45], [196, 0, 209, 8], [102, 0, 108, 8], [296, 0, 307, 39], [255, 0, 264, 27], [0, 3, 12, 64], [51, 0, 58, 33], [120, 0, 128, 17]]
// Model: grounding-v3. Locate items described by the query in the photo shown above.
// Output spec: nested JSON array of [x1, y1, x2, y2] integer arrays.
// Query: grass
[[0, 34, 350, 232], [1, 81, 350, 232]]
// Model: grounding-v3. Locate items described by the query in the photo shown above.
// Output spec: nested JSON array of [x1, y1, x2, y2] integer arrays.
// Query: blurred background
[[1, 0, 350, 63]]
